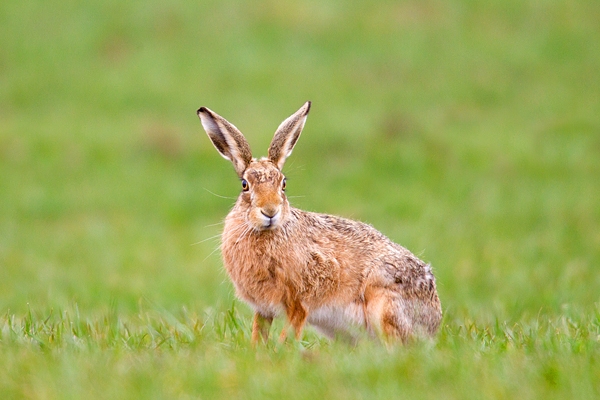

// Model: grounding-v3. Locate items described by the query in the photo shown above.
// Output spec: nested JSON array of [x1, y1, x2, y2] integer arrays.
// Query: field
[[1, 0, 599, 398]]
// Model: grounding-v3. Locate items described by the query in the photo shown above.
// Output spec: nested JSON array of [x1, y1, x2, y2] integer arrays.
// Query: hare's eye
[[282, 178, 287, 191], [241, 179, 249, 191]]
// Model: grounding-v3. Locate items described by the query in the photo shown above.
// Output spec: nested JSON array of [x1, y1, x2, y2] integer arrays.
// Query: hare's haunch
[[197, 102, 442, 344]]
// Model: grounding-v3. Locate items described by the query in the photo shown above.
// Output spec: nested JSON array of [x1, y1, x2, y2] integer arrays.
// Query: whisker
[[283, 159, 306, 173], [221, 219, 245, 241], [191, 234, 222, 246], [233, 226, 249, 245], [204, 221, 225, 228], [235, 224, 254, 245], [203, 187, 237, 200], [201, 244, 222, 264]]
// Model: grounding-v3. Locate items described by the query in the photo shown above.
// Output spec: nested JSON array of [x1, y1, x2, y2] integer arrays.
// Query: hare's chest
[[221, 241, 291, 306]]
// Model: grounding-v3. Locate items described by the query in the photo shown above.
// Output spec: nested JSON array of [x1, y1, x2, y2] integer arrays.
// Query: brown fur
[[197, 102, 442, 344]]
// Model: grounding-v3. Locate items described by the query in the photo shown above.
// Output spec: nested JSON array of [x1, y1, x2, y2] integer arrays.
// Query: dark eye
[[282, 178, 287, 191], [241, 179, 249, 191]]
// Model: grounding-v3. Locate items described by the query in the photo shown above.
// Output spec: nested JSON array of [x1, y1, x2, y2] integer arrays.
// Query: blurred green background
[[1, 0, 599, 319], [2, 0, 600, 354]]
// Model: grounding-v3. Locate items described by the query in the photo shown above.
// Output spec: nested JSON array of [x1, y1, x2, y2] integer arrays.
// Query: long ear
[[268, 101, 311, 170], [197, 107, 253, 177]]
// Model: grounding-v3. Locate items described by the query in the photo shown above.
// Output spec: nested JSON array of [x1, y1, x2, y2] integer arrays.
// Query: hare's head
[[197, 102, 311, 231]]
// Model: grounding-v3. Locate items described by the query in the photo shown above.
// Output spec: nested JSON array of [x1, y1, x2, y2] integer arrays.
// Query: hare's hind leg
[[380, 304, 412, 342], [251, 312, 273, 346], [366, 291, 413, 342], [376, 296, 444, 342]]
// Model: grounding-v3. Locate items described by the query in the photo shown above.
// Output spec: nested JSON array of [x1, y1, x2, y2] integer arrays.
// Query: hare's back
[[297, 210, 436, 292], [298, 210, 411, 259]]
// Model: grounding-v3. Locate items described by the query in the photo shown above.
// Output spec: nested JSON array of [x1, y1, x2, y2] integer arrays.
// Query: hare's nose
[[261, 207, 279, 218]]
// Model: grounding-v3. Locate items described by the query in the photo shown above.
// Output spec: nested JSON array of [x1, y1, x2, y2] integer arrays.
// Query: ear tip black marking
[[197, 107, 208, 115], [304, 101, 311, 114]]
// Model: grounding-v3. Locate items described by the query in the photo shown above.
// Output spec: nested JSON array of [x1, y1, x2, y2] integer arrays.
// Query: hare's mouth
[[257, 210, 281, 231]]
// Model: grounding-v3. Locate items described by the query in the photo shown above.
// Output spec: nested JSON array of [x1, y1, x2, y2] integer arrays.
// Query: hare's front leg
[[279, 300, 308, 342], [251, 312, 273, 345]]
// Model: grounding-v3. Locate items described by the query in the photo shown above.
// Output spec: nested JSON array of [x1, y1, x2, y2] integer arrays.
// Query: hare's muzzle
[[258, 206, 281, 230]]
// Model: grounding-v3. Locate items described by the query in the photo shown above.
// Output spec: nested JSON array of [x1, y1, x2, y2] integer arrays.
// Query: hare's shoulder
[[292, 208, 379, 233], [291, 208, 398, 248]]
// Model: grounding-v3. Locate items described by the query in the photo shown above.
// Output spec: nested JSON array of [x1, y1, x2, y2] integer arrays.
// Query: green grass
[[1, 304, 599, 399], [1, 0, 600, 398]]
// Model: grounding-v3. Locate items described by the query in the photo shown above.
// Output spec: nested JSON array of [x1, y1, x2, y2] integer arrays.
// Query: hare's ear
[[197, 107, 253, 177], [268, 101, 311, 170]]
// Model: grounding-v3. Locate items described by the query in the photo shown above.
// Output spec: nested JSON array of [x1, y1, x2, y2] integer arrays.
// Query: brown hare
[[197, 101, 442, 345]]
